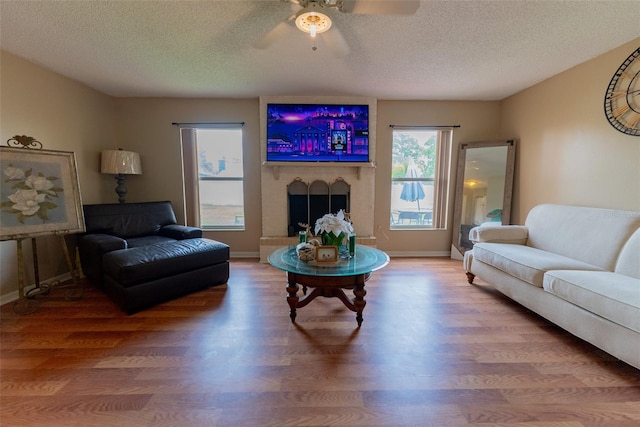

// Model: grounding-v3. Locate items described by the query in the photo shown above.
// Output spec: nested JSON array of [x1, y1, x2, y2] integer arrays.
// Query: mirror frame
[[451, 139, 517, 259]]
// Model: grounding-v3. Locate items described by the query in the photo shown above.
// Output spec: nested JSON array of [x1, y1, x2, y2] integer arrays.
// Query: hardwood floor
[[1, 258, 639, 427]]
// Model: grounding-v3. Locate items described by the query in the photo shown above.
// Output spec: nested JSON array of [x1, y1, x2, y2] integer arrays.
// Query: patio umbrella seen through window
[[400, 162, 425, 210]]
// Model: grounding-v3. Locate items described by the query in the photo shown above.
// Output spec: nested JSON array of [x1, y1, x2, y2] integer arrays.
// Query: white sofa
[[464, 204, 640, 370]]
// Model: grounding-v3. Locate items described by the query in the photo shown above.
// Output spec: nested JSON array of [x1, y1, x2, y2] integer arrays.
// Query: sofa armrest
[[160, 224, 203, 240], [469, 225, 528, 244], [77, 234, 127, 284], [79, 233, 127, 253]]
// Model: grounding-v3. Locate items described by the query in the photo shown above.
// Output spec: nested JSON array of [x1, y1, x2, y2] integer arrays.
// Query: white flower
[[25, 175, 54, 192], [8, 189, 46, 216], [4, 166, 25, 180], [314, 209, 353, 236]]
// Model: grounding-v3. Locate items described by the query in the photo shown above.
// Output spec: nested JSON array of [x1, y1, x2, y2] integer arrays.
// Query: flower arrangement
[[314, 210, 353, 248]]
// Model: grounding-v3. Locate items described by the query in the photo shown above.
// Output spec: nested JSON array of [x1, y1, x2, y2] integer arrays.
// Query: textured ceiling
[[1, 0, 639, 100]]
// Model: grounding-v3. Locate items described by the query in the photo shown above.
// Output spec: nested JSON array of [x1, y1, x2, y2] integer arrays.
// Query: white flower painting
[[2, 163, 63, 224], [0, 147, 85, 241]]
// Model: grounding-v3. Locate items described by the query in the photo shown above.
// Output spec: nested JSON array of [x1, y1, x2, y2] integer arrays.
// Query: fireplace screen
[[287, 178, 350, 236]]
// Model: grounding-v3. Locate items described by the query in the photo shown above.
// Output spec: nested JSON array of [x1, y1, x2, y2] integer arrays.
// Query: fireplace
[[259, 165, 377, 262], [287, 178, 350, 236]]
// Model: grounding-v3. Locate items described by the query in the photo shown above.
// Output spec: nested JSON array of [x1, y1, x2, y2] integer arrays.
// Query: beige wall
[[1, 51, 116, 299], [2, 38, 639, 301], [500, 38, 640, 223], [112, 98, 262, 254], [375, 100, 500, 254], [115, 98, 501, 258]]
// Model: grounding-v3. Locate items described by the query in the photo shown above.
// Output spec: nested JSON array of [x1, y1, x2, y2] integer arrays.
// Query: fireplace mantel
[[263, 161, 376, 180]]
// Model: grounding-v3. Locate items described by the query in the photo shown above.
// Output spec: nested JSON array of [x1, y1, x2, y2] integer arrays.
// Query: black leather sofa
[[77, 201, 229, 314]]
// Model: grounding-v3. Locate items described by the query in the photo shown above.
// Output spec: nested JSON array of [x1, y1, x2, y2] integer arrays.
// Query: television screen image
[[266, 103, 369, 163]]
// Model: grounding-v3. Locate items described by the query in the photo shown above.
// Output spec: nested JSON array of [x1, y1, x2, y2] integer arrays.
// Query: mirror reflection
[[452, 140, 516, 258]]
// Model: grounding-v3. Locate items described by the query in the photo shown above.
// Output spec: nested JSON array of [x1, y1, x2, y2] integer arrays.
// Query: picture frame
[[315, 245, 338, 262], [1, 147, 85, 241]]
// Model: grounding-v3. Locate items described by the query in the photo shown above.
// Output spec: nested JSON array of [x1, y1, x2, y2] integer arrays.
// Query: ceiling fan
[[254, 0, 420, 56]]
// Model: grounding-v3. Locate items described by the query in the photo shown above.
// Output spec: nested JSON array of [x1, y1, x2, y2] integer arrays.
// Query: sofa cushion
[[544, 270, 640, 334], [103, 238, 230, 288], [473, 243, 604, 287], [524, 204, 640, 271]]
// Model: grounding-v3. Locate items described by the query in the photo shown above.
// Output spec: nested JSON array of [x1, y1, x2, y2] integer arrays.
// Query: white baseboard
[[230, 251, 260, 258], [0, 272, 72, 305], [385, 251, 452, 258]]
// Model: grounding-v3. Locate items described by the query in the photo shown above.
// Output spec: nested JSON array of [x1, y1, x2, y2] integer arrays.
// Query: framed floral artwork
[[1, 147, 85, 240]]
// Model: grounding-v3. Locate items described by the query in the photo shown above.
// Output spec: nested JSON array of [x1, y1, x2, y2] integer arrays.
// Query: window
[[390, 128, 452, 229], [180, 126, 245, 230]]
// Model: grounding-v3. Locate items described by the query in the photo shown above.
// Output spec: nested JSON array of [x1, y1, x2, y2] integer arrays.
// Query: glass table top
[[268, 245, 389, 277]]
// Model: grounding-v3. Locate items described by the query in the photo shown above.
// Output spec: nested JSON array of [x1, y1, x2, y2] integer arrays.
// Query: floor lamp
[[101, 149, 142, 203]]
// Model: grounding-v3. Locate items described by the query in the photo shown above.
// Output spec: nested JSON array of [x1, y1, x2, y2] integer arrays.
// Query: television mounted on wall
[[265, 103, 370, 163]]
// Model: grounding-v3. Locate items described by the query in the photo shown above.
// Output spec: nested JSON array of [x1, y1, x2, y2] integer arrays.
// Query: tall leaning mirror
[[451, 139, 516, 259]]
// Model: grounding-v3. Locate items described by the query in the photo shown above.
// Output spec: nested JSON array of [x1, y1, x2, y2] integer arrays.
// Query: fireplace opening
[[287, 178, 350, 236]]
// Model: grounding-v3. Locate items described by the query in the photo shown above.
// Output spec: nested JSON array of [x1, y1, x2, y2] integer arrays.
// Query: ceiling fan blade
[[253, 20, 293, 49], [322, 27, 350, 57], [339, 0, 420, 15]]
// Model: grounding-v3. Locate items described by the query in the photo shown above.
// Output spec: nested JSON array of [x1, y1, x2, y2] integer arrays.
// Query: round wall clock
[[604, 47, 640, 136]]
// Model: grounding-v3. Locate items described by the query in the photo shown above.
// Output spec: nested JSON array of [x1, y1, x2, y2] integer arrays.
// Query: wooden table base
[[286, 272, 371, 326]]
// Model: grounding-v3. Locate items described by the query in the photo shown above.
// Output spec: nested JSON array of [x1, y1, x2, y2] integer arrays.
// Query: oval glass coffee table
[[268, 245, 389, 326]]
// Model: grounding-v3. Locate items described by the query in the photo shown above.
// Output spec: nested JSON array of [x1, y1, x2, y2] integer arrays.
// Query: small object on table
[[296, 240, 318, 261], [316, 246, 338, 262], [348, 233, 356, 257]]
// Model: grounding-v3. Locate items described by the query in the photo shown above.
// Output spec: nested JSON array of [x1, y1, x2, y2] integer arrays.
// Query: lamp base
[[114, 174, 128, 203]]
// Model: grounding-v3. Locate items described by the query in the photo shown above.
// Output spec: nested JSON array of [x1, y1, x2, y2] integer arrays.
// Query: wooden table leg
[[353, 279, 367, 327], [286, 273, 371, 326], [286, 273, 299, 323]]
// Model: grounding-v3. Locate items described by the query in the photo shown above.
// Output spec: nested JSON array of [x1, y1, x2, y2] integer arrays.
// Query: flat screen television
[[266, 103, 369, 163]]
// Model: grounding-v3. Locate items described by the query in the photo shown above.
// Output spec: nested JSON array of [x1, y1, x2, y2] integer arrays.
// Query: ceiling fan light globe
[[295, 7, 332, 35]]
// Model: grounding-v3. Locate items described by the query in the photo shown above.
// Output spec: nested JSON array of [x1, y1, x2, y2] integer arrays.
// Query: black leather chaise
[[77, 201, 229, 314]]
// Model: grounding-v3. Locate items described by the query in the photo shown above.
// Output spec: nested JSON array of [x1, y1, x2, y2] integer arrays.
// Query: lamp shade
[[101, 150, 142, 175]]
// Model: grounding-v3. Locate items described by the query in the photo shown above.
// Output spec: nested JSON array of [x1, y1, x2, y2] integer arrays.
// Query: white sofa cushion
[[524, 204, 640, 271], [544, 270, 640, 334], [473, 243, 604, 288]]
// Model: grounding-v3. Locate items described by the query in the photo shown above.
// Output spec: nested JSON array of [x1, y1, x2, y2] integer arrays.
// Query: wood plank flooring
[[1, 258, 639, 427]]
